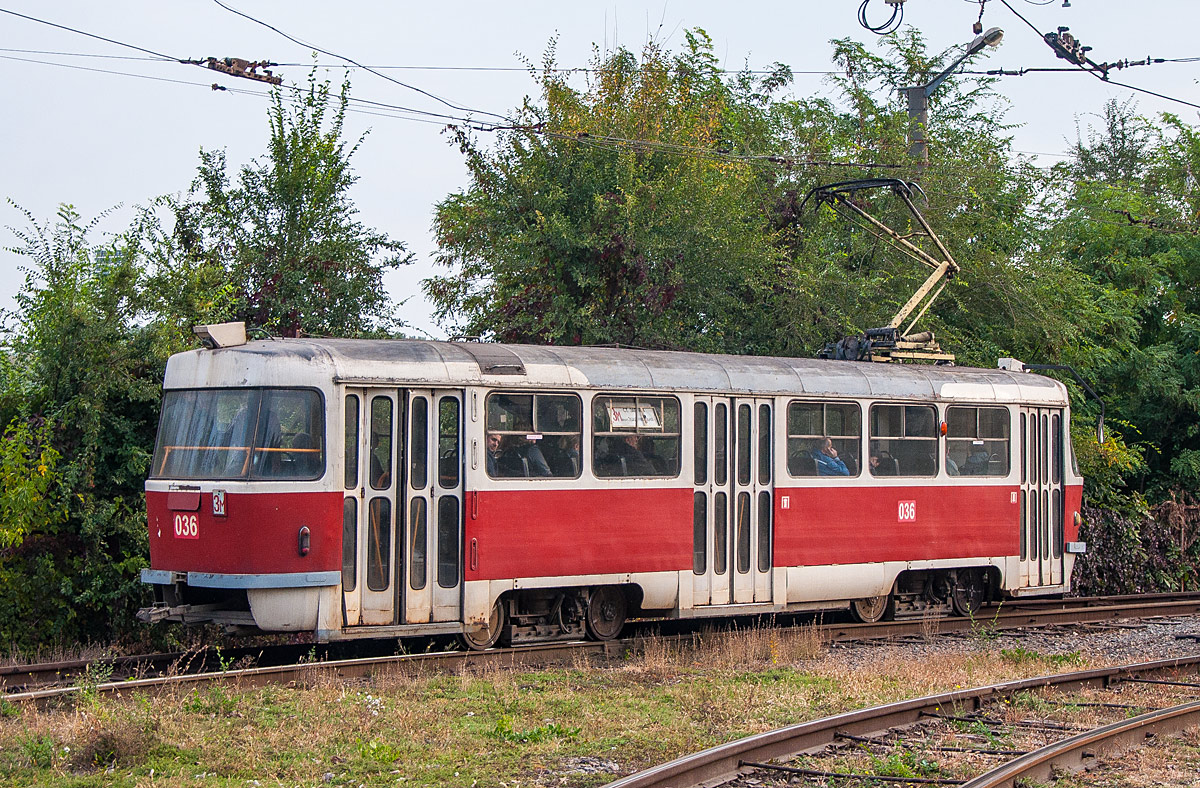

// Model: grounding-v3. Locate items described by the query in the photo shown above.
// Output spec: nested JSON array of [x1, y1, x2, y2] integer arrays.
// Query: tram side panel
[[146, 489, 342, 575], [465, 487, 692, 581]]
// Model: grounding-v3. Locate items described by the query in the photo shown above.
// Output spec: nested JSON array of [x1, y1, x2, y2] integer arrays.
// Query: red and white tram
[[139, 326, 1086, 647]]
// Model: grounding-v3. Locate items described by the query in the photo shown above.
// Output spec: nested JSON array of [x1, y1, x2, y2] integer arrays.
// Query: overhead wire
[[0, 6, 182, 62], [208, 0, 512, 123], [994, 0, 1200, 111]]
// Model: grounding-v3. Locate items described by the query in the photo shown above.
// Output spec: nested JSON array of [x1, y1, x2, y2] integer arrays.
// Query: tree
[[174, 71, 411, 337], [0, 205, 163, 648], [427, 32, 787, 352]]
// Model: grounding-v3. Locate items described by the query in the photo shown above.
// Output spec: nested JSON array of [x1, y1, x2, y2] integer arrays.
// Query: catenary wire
[[0, 6, 182, 62], [209, 0, 512, 123], [995, 0, 1200, 110]]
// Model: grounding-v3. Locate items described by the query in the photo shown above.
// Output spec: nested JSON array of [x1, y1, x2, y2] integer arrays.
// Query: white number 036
[[173, 513, 199, 539], [897, 501, 917, 522]]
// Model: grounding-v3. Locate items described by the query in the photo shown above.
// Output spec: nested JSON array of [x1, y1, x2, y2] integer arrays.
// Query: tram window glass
[[869, 404, 937, 477], [757, 490, 771, 572], [787, 402, 861, 477], [370, 397, 393, 490], [252, 390, 326, 480], [410, 498, 427, 591], [758, 405, 772, 485], [410, 396, 428, 490], [692, 492, 706, 575], [344, 395, 359, 489], [438, 397, 460, 489], [366, 497, 391, 592], [486, 393, 582, 479], [736, 492, 751, 573], [437, 496, 460, 588], [1052, 414, 1062, 484], [714, 404, 729, 486], [593, 395, 681, 478], [342, 498, 357, 592], [714, 492, 728, 575], [152, 388, 326, 481], [945, 406, 1010, 477], [736, 405, 752, 486], [694, 402, 708, 486]]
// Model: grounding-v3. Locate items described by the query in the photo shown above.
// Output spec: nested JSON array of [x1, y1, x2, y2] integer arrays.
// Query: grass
[[0, 624, 1132, 787]]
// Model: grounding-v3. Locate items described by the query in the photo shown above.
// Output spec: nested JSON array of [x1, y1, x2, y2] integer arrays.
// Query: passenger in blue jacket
[[812, 437, 850, 476]]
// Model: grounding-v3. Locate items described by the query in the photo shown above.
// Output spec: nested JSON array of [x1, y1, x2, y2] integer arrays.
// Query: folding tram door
[[1019, 407, 1065, 588], [692, 396, 774, 607], [341, 387, 464, 628]]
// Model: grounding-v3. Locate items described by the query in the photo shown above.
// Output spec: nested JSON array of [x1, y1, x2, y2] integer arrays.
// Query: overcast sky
[[2, 1, 1197, 337]]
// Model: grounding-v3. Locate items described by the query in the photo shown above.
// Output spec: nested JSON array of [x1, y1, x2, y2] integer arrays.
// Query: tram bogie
[[138, 333, 1086, 646]]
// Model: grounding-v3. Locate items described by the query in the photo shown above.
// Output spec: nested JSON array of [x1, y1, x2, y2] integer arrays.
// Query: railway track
[[605, 657, 1200, 788], [5, 592, 1200, 703]]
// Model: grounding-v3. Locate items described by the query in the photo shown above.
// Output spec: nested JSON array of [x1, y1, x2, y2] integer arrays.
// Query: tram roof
[[166, 338, 1069, 405]]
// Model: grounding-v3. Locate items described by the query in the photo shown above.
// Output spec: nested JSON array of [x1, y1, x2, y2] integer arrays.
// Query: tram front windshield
[[151, 388, 324, 480]]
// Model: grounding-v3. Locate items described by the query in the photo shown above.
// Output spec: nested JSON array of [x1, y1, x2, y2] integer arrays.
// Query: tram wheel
[[850, 595, 892, 624], [951, 569, 988, 617], [461, 599, 506, 651], [585, 586, 627, 641]]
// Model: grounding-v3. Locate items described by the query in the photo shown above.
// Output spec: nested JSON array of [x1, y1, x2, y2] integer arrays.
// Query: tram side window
[[593, 395, 681, 478], [787, 401, 861, 477], [869, 404, 937, 477], [945, 406, 1010, 476], [485, 392, 582, 479], [152, 388, 325, 481]]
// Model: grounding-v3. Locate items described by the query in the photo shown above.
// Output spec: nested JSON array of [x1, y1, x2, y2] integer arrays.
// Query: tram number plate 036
[[173, 513, 200, 539], [897, 500, 917, 522]]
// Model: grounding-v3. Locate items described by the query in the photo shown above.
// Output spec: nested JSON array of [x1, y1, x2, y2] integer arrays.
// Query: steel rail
[[961, 699, 1200, 787], [6, 593, 1200, 700], [602, 655, 1200, 788], [3, 640, 621, 706]]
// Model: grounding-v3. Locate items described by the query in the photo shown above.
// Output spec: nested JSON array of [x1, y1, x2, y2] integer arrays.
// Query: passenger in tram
[[946, 453, 961, 476], [812, 437, 850, 476], [523, 438, 553, 477], [962, 446, 991, 475], [491, 434, 553, 477], [598, 434, 656, 476], [485, 432, 503, 476], [869, 452, 899, 476]]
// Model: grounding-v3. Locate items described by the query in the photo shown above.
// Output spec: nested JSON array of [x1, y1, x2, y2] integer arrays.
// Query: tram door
[[402, 389, 464, 624], [1019, 407, 1065, 588], [342, 388, 403, 626], [691, 397, 774, 606]]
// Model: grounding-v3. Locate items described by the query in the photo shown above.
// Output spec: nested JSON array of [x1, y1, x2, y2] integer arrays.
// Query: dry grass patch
[[0, 631, 1121, 787]]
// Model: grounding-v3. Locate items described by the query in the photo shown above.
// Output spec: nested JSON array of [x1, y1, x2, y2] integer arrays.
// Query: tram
[[139, 324, 1085, 647]]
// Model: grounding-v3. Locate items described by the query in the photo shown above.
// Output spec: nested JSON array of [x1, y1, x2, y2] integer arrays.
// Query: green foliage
[[0, 204, 162, 650], [354, 738, 404, 763], [429, 32, 784, 351], [174, 69, 412, 337], [0, 415, 64, 550], [490, 714, 581, 743], [0, 70, 407, 652], [999, 647, 1083, 667], [182, 686, 239, 717]]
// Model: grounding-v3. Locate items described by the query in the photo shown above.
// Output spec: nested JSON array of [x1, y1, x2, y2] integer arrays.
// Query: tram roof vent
[[456, 342, 526, 376], [193, 322, 247, 349]]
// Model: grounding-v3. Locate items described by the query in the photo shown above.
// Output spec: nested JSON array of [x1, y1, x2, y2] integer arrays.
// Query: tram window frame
[[151, 387, 326, 481], [593, 395, 681, 479], [786, 401, 862, 478], [485, 392, 582, 479], [868, 404, 938, 478], [945, 406, 1010, 477]]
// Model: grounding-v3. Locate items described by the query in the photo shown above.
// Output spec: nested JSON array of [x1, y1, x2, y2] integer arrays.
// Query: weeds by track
[[6, 592, 1200, 705]]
